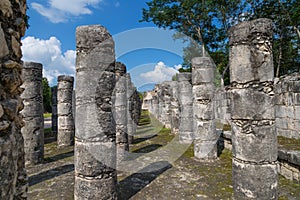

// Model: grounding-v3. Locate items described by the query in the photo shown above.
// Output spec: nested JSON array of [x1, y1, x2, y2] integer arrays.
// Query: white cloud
[[140, 61, 178, 84], [114, 2, 120, 7], [21, 36, 76, 85], [31, 0, 103, 23]]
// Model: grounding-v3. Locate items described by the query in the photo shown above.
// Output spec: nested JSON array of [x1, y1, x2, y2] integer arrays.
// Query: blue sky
[[22, 0, 187, 91]]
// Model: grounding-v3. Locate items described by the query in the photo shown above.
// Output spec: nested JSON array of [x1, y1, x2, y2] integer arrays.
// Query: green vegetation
[[141, 0, 300, 83], [278, 136, 300, 151], [42, 78, 52, 113], [43, 113, 52, 118]]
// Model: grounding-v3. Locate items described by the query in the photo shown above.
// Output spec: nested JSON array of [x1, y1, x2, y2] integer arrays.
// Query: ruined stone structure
[[132, 88, 142, 134], [192, 57, 217, 160], [57, 75, 75, 146], [114, 62, 128, 160], [214, 87, 231, 126], [170, 81, 180, 134], [126, 73, 134, 144], [0, 0, 28, 198], [178, 73, 193, 143], [229, 18, 277, 199], [51, 86, 58, 137], [21, 62, 44, 165], [275, 73, 300, 139], [75, 25, 117, 199]]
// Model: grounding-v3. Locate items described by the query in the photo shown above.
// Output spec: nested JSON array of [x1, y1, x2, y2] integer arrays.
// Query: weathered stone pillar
[[21, 62, 44, 165], [75, 25, 117, 199], [170, 81, 180, 134], [0, 0, 28, 198], [192, 57, 217, 160], [51, 86, 58, 137], [126, 73, 134, 144], [229, 18, 277, 199], [178, 73, 193, 143], [160, 82, 172, 128], [57, 75, 75, 146], [114, 62, 128, 161]]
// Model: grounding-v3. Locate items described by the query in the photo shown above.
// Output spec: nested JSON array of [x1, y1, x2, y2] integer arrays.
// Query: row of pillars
[[21, 62, 75, 165], [20, 25, 142, 200], [21, 62, 141, 167], [146, 18, 277, 199]]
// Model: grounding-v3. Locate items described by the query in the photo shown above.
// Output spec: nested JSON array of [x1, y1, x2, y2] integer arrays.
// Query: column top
[[178, 73, 192, 82], [115, 62, 127, 75], [76, 25, 112, 49], [23, 62, 42, 70], [192, 56, 215, 69], [58, 75, 74, 82], [228, 18, 273, 46]]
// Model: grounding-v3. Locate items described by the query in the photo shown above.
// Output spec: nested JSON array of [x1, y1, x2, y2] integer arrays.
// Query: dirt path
[[27, 111, 300, 199]]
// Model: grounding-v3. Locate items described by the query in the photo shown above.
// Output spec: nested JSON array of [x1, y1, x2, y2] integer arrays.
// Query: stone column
[[229, 18, 277, 199], [115, 62, 128, 161], [170, 81, 180, 134], [51, 86, 58, 137], [192, 57, 217, 160], [57, 75, 75, 147], [126, 73, 134, 144], [21, 62, 44, 165], [0, 0, 28, 198], [75, 25, 117, 199], [178, 73, 193, 143]]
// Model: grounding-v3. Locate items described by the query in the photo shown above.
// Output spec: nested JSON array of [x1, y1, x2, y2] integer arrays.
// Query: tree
[[141, 0, 246, 85], [141, 0, 300, 80], [42, 77, 52, 113]]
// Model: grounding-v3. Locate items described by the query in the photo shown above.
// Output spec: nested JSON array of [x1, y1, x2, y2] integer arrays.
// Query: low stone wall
[[221, 130, 300, 182], [275, 73, 300, 139]]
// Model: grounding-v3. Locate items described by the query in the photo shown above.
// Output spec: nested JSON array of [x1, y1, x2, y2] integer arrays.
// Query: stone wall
[[275, 73, 300, 139], [0, 0, 28, 198]]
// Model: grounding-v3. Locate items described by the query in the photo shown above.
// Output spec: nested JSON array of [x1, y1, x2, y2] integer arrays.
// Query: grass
[[43, 113, 52, 118], [278, 136, 300, 151]]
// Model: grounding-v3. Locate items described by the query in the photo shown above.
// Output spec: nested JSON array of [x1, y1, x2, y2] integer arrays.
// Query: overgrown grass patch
[[278, 136, 300, 151], [43, 113, 52, 118]]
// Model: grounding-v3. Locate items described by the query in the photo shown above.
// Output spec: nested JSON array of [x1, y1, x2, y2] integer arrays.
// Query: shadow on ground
[[118, 161, 172, 199]]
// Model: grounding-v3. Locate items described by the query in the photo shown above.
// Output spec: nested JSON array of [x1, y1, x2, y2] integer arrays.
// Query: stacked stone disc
[[192, 57, 217, 160], [178, 73, 193, 143], [57, 75, 75, 147], [75, 25, 117, 199], [21, 62, 44, 165], [114, 62, 129, 161], [229, 18, 278, 199], [126, 73, 134, 144], [170, 81, 180, 134], [51, 86, 58, 137]]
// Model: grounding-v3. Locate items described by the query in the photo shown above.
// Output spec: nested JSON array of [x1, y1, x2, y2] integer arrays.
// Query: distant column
[[115, 62, 128, 161], [192, 57, 217, 160], [57, 75, 74, 146], [126, 74, 134, 144], [51, 86, 58, 137], [178, 73, 193, 143], [21, 62, 44, 165], [229, 18, 277, 199], [170, 81, 179, 134], [75, 25, 117, 199]]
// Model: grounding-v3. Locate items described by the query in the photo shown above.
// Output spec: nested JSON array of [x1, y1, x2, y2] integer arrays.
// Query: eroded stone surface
[[75, 25, 117, 199], [21, 62, 44, 165], [57, 75, 74, 147]]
